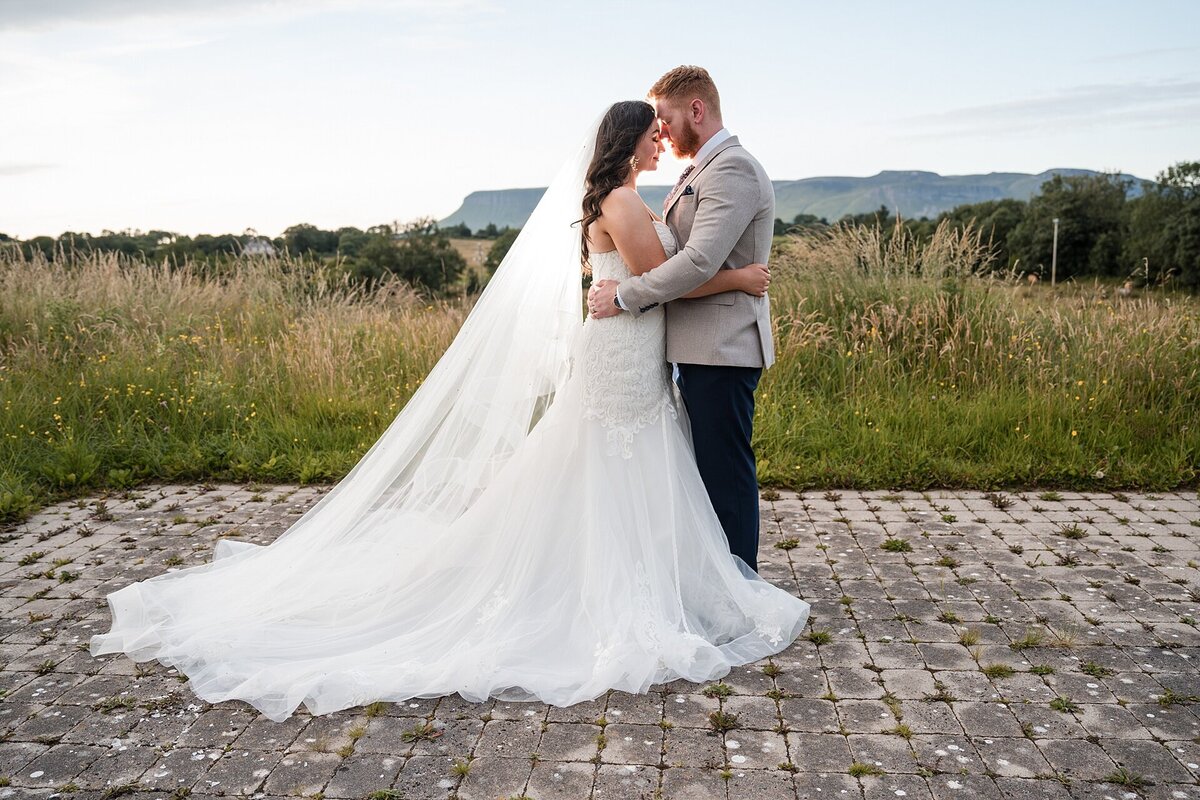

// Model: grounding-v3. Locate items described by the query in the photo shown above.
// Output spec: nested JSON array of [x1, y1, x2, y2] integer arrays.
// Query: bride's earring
[[630, 155, 639, 172]]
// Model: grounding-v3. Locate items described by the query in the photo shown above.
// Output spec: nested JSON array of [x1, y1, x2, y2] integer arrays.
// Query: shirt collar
[[690, 127, 731, 167]]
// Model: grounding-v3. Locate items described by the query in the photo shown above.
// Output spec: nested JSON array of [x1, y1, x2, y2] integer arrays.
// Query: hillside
[[439, 168, 1147, 230]]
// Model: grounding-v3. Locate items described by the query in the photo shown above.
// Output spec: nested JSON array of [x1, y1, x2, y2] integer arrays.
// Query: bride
[[90, 100, 811, 722]]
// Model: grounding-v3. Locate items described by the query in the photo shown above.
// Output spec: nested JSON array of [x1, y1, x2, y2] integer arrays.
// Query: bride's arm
[[600, 188, 667, 277], [681, 263, 771, 298]]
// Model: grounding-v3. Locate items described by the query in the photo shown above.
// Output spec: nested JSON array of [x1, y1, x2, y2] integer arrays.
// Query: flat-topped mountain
[[439, 168, 1147, 230]]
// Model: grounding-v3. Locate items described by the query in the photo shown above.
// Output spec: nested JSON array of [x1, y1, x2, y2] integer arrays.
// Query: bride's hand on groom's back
[[736, 264, 771, 297]]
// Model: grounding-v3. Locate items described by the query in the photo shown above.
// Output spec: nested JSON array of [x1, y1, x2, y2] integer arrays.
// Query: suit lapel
[[665, 135, 742, 219]]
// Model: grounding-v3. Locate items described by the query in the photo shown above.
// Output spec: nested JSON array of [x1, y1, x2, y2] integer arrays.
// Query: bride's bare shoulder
[[600, 187, 648, 211], [599, 187, 645, 219]]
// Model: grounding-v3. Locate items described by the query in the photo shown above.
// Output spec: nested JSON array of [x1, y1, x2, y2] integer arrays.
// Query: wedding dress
[[90, 113, 810, 722]]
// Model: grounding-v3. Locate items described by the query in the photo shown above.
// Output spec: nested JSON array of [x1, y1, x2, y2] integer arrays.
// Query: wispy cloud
[[1084, 46, 1200, 65], [0, 0, 489, 32], [70, 34, 214, 59], [0, 163, 56, 176], [0, 0, 250, 31], [0, 46, 129, 111], [896, 79, 1200, 137]]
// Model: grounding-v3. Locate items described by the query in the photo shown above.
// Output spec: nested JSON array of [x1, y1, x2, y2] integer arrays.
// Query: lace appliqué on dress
[[745, 589, 791, 646], [580, 353, 677, 459], [477, 582, 510, 623], [633, 562, 665, 654], [580, 221, 680, 459]]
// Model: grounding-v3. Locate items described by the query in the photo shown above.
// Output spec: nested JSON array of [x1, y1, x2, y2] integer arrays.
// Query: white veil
[[259, 111, 602, 544]]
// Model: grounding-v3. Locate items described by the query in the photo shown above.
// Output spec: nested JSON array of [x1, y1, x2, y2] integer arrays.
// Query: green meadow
[[2, 223, 1197, 524]]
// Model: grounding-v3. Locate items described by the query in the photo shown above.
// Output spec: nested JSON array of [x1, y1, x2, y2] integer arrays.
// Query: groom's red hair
[[649, 65, 722, 121]]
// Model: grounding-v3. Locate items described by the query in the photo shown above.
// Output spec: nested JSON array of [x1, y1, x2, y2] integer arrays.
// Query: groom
[[589, 65, 776, 573]]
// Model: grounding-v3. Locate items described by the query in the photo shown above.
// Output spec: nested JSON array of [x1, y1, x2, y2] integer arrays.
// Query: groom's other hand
[[588, 280, 622, 319]]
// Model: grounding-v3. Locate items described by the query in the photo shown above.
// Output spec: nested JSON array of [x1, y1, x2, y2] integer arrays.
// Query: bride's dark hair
[[579, 100, 656, 272]]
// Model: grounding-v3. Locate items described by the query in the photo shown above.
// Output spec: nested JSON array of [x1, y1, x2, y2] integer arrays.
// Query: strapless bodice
[[589, 221, 678, 282], [578, 220, 678, 458]]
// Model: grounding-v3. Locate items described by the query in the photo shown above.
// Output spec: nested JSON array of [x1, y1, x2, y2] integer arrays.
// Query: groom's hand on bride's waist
[[588, 280, 623, 319]]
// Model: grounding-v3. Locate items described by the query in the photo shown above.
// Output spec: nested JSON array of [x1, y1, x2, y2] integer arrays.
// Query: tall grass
[[2, 222, 1197, 523], [757, 220, 1199, 489], [0, 249, 465, 521]]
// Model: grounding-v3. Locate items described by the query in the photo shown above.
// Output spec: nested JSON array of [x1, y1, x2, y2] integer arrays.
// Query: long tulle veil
[[253, 111, 601, 547], [92, 111, 603, 660]]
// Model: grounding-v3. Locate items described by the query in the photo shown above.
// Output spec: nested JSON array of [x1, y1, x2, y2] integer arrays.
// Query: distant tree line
[[440, 222, 514, 239], [774, 161, 1200, 288], [8, 161, 1195, 293], [3, 220, 520, 296]]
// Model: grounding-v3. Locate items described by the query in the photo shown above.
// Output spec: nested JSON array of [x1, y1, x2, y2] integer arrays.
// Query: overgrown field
[[757, 223, 1199, 489], [2, 223, 1197, 523]]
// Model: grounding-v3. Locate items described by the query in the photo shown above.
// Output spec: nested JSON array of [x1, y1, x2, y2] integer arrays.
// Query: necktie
[[663, 165, 695, 214]]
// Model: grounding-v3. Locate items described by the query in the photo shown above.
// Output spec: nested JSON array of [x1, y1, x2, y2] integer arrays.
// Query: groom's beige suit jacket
[[617, 135, 776, 369]]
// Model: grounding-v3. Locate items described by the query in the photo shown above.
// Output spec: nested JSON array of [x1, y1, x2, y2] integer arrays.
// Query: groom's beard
[[669, 122, 701, 159]]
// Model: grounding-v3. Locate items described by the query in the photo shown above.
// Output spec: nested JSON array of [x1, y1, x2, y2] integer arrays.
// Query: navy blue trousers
[[675, 363, 763, 573]]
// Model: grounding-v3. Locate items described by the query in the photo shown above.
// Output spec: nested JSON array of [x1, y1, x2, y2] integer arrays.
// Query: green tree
[[159, 234, 197, 261], [351, 218, 466, 293], [774, 213, 829, 236], [1008, 172, 1128, 278], [484, 227, 520, 273], [1008, 173, 1130, 280], [839, 204, 894, 228], [352, 236, 401, 285], [1125, 161, 1200, 287], [21, 236, 56, 259], [442, 222, 473, 238], [282, 224, 338, 255], [191, 234, 241, 258], [335, 227, 370, 258]]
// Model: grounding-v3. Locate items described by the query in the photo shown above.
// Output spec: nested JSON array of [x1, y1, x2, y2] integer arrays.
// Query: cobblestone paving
[[1, 484, 1198, 800]]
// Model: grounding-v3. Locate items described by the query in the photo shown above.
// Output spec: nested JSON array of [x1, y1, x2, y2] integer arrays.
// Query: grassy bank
[[757, 223, 1199, 489], [2, 225, 1197, 524], [0, 252, 466, 522]]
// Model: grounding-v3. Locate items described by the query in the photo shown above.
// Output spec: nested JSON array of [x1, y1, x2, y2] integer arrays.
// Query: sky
[[1, 0, 1197, 239]]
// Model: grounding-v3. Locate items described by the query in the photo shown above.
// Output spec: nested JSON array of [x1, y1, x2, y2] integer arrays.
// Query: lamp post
[[1051, 218, 1059, 286]]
